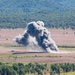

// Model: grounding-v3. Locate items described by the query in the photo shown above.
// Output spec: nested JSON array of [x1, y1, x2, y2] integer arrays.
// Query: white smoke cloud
[[14, 21, 59, 53]]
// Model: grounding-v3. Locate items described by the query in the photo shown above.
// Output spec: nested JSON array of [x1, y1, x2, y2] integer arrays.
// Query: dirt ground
[[0, 28, 75, 63], [0, 28, 75, 46]]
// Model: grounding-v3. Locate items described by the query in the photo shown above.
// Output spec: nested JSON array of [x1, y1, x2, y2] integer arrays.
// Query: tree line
[[50, 63, 75, 75], [0, 62, 47, 75], [0, 62, 75, 75], [0, 11, 75, 29]]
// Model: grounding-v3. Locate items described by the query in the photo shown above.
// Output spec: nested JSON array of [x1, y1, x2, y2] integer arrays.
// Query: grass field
[[25, 72, 75, 75], [60, 72, 75, 75]]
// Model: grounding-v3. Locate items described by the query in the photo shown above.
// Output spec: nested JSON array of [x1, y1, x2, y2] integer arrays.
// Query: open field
[[0, 28, 75, 63], [60, 72, 75, 75], [0, 28, 75, 46], [0, 52, 75, 63]]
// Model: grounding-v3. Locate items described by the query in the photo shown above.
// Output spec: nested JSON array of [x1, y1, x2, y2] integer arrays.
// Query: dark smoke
[[14, 21, 59, 53]]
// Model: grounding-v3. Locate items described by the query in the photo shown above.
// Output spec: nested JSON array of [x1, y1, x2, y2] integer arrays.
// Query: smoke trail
[[14, 21, 59, 53]]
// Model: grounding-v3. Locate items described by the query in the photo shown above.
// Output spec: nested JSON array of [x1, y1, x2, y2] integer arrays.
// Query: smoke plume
[[14, 21, 59, 53]]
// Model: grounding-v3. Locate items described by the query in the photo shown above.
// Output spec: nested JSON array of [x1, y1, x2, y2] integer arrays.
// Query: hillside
[[0, 0, 75, 29]]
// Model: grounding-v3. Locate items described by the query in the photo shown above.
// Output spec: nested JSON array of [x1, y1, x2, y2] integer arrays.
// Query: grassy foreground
[[60, 72, 75, 75]]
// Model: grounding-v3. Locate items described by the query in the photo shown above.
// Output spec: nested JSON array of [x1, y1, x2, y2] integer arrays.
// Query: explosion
[[14, 21, 59, 53]]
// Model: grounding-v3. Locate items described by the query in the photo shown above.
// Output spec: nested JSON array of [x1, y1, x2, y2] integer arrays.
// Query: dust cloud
[[13, 21, 59, 53]]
